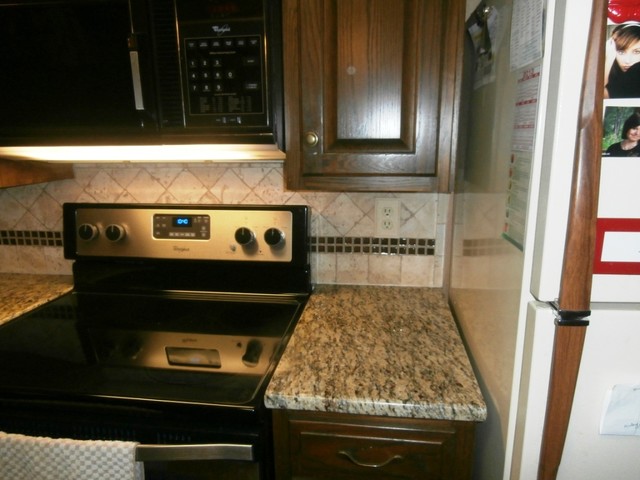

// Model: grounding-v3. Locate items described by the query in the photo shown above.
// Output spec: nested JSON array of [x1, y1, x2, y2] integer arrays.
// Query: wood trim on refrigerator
[[537, 0, 607, 479]]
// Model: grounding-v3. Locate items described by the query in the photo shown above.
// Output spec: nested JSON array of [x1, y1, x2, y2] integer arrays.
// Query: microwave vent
[[150, 0, 185, 128]]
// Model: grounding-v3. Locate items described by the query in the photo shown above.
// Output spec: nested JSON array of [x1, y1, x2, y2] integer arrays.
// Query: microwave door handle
[[134, 443, 254, 462], [128, 35, 145, 111]]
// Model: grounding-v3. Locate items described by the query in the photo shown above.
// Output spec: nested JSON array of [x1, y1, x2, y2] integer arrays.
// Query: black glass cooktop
[[0, 292, 304, 408]]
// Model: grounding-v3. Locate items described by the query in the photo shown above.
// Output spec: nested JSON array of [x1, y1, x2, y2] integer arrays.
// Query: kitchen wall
[[0, 162, 446, 287]]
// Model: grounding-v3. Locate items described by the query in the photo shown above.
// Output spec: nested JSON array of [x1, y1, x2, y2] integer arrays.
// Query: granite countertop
[[0, 274, 73, 327], [265, 284, 487, 422]]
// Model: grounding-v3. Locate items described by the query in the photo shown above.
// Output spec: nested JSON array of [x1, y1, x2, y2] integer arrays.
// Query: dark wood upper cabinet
[[283, 0, 464, 192], [0, 160, 73, 189]]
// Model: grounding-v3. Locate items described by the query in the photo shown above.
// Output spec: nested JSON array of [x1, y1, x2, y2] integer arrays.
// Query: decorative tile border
[[0, 230, 63, 247], [0, 230, 436, 257], [312, 236, 435, 255]]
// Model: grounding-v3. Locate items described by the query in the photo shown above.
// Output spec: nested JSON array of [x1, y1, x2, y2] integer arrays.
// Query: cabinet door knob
[[337, 449, 404, 468], [304, 131, 319, 146]]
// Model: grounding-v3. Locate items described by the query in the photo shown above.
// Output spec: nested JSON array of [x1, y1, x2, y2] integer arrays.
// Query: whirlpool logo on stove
[[173, 245, 191, 253]]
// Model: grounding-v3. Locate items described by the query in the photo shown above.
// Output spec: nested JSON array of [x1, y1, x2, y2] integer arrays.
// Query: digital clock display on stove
[[154, 214, 210, 239], [173, 216, 192, 227]]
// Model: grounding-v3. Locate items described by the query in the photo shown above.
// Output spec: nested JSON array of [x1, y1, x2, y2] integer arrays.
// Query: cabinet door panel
[[332, 0, 408, 145], [284, 0, 462, 191]]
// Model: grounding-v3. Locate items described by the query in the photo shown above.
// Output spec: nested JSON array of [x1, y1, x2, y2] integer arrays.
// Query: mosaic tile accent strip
[[312, 236, 435, 255], [1, 231, 435, 257], [1, 231, 435, 256], [0, 230, 63, 247]]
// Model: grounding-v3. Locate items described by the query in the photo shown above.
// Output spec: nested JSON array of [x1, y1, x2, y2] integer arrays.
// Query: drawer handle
[[337, 449, 404, 468]]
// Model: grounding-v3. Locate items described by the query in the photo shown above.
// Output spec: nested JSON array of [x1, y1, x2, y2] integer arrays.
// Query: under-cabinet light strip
[[0, 145, 286, 162]]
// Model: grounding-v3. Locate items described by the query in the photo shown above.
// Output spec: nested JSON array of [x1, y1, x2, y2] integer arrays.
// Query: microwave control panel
[[176, 0, 269, 129]]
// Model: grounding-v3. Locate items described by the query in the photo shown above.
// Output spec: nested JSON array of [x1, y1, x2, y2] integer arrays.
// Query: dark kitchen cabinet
[[282, 0, 464, 192], [0, 160, 74, 188], [272, 410, 476, 479]]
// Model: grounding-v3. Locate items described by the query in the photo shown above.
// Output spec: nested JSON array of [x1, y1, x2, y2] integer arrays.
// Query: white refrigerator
[[450, 0, 640, 479]]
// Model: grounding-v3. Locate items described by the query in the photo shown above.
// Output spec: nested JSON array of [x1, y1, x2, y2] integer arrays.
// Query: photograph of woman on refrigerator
[[602, 106, 640, 156], [605, 23, 640, 98]]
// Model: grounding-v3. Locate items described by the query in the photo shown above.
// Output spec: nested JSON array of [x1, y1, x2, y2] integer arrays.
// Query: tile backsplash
[[0, 162, 447, 287]]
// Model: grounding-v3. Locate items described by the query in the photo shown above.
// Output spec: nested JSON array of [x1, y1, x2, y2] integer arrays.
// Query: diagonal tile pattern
[[0, 163, 445, 287]]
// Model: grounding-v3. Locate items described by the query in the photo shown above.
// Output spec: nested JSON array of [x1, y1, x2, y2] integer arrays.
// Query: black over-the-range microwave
[[0, 0, 283, 147]]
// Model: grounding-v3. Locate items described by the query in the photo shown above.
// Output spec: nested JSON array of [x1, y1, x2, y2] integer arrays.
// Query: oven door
[[0, 395, 272, 480]]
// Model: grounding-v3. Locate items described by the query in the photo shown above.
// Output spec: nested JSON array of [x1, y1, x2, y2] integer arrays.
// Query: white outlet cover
[[375, 198, 400, 237]]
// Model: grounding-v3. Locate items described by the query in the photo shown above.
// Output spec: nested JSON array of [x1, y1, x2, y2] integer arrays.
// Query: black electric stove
[[0, 203, 311, 480]]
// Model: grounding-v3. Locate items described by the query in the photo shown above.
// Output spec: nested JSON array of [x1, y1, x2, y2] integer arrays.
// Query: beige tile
[[336, 254, 369, 284], [29, 192, 63, 230], [166, 170, 208, 203], [401, 255, 433, 287], [210, 169, 251, 204], [86, 170, 125, 203], [124, 169, 167, 203], [0, 192, 26, 229], [314, 253, 337, 284], [368, 255, 402, 285], [0, 246, 20, 273], [323, 193, 366, 235]]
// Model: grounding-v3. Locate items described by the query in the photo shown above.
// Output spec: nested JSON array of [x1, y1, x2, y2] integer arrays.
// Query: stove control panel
[[69, 205, 303, 262]]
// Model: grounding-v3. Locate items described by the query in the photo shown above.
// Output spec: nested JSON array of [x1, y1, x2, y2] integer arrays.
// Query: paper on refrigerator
[[600, 384, 640, 435]]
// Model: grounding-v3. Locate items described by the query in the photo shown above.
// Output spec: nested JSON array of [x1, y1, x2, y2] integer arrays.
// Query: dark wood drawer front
[[272, 411, 476, 480], [290, 419, 457, 479]]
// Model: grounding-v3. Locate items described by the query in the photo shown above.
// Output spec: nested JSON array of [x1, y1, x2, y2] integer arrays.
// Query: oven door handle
[[135, 443, 254, 462]]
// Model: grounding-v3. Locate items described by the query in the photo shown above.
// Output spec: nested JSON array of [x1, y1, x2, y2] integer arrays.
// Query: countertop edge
[[265, 285, 487, 423], [0, 274, 74, 327]]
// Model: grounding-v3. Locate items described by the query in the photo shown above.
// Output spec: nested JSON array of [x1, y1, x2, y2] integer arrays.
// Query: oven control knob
[[264, 228, 285, 247], [78, 223, 99, 241], [119, 336, 143, 360], [242, 339, 263, 368], [105, 224, 126, 242], [234, 227, 255, 246]]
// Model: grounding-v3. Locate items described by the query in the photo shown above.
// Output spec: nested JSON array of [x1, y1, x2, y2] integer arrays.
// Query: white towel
[[0, 431, 144, 480]]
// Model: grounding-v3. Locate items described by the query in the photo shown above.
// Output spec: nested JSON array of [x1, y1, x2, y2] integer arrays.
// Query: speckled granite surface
[[0, 274, 73, 327], [265, 285, 487, 422]]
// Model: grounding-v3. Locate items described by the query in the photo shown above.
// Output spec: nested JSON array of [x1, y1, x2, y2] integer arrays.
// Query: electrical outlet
[[375, 198, 400, 237]]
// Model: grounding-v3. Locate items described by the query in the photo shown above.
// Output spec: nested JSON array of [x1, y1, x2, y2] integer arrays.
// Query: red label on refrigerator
[[594, 218, 640, 274]]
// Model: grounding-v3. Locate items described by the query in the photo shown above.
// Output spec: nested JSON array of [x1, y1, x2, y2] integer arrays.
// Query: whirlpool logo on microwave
[[212, 24, 232, 36], [173, 245, 191, 253]]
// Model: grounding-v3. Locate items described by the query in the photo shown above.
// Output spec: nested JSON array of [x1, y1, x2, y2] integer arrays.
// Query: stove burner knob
[[264, 228, 285, 247], [105, 224, 126, 242], [242, 339, 263, 368], [234, 227, 255, 246], [78, 223, 99, 241]]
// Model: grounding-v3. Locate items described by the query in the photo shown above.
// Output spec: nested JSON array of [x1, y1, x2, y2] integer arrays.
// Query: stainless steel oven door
[[138, 443, 260, 479]]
